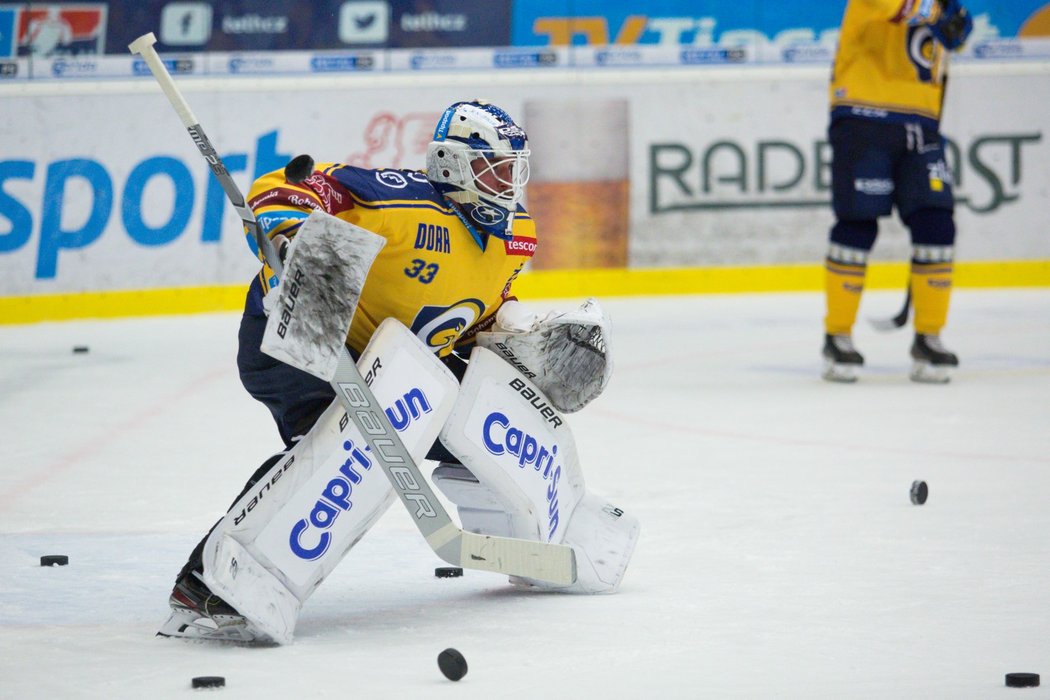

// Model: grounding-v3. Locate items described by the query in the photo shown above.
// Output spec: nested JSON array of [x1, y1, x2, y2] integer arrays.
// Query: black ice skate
[[157, 571, 265, 643], [909, 334, 959, 384], [822, 333, 864, 383]]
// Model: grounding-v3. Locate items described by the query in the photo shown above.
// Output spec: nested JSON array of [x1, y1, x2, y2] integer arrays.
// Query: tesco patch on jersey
[[504, 235, 536, 257]]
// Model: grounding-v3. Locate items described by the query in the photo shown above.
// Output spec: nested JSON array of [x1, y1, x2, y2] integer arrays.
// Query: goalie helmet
[[426, 100, 531, 211]]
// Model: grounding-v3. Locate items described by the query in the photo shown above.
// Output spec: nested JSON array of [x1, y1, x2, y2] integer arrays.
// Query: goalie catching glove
[[475, 299, 612, 413]]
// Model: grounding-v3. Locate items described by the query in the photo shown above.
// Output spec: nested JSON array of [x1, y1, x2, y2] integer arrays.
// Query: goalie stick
[[128, 32, 576, 586]]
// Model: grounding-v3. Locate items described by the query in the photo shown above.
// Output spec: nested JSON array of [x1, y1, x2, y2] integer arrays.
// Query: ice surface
[[1, 290, 1048, 699]]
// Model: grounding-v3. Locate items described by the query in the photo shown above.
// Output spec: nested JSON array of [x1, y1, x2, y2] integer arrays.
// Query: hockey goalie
[[157, 100, 640, 645]]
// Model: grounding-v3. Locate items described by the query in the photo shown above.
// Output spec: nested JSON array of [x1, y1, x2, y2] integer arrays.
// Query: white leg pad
[[204, 534, 300, 644], [438, 346, 639, 593], [202, 319, 459, 643], [514, 492, 640, 594]]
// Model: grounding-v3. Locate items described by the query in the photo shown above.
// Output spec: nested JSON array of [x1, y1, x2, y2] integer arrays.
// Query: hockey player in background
[[822, 0, 973, 383], [159, 100, 638, 643]]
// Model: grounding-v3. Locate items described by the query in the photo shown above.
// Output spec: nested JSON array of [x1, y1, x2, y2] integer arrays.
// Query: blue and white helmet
[[426, 100, 531, 210]]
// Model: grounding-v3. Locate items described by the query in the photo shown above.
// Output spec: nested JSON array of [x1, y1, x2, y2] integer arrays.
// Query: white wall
[[1, 62, 1047, 297]]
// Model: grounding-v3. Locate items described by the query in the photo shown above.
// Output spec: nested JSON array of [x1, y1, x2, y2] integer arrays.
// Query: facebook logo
[[339, 1, 389, 44], [160, 2, 213, 46]]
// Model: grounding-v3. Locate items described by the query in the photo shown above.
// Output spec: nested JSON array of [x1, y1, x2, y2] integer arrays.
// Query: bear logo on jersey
[[471, 203, 506, 225], [411, 299, 486, 353], [375, 170, 408, 189]]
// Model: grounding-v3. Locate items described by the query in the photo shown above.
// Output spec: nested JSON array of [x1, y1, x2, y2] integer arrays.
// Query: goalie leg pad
[[439, 346, 637, 593], [202, 319, 460, 643], [513, 492, 640, 594]]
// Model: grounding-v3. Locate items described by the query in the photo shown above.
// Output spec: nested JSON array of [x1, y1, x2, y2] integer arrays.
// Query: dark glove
[[932, 0, 973, 50]]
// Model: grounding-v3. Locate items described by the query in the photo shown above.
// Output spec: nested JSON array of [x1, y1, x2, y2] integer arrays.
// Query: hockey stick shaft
[[128, 34, 575, 585], [128, 33, 280, 275]]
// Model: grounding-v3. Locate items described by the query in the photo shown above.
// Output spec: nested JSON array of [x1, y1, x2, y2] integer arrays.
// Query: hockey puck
[[191, 676, 226, 689], [73, 346, 89, 354], [1006, 673, 1040, 688], [910, 480, 928, 505], [40, 555, 68, 566], [435, 566, 463, 578], [438, 648, 468, 681]]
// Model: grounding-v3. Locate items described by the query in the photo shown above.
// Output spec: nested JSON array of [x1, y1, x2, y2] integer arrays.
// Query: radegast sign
[[648, 132, 1043, 216]]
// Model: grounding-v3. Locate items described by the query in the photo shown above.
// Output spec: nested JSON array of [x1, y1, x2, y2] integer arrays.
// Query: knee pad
[[905, 208, 956, 247], [829, 219, 877, 253], [432, 463, 536, 540]]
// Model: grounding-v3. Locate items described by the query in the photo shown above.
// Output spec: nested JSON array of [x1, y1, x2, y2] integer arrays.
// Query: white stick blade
[[460, 533, 578, 586]]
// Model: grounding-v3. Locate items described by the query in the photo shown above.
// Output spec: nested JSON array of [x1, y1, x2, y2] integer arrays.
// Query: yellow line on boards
[[512, 260, 1050, 298], [0, 286, 249, 324], [1, 260, 1047, 325]]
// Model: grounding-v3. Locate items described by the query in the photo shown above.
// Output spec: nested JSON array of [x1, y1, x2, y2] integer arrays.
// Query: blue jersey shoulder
[[328, 165, 446, 207]]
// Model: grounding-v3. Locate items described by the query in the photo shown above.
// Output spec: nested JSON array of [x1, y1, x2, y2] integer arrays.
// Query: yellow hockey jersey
[[245, 163, 536, 357], [830, 0, 949, 128]]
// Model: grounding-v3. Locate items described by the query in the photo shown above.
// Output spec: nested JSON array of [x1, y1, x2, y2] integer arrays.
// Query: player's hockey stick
[[869, 288, 910, 331], [128, 32, 576, 586]]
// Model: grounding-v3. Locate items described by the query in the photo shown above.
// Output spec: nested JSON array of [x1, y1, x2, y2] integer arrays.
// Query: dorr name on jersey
[[505, 236, 537, 257]]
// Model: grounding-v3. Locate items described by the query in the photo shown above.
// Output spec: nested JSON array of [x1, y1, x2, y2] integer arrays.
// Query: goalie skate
[[156, 573, 269, 644], [822, 334, 864, 383], [909, 334, 958, 384]]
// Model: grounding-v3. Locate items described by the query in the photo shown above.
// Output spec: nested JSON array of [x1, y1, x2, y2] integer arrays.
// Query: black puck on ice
[[438, 648, 468, 681], [73, 346, 89, 354], [40, 555, 68, 566], [191, 676, 225, 689], [435, 566, 463, 578], [910, 480, 928, 505], [1005, 673, 1040, 688]]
